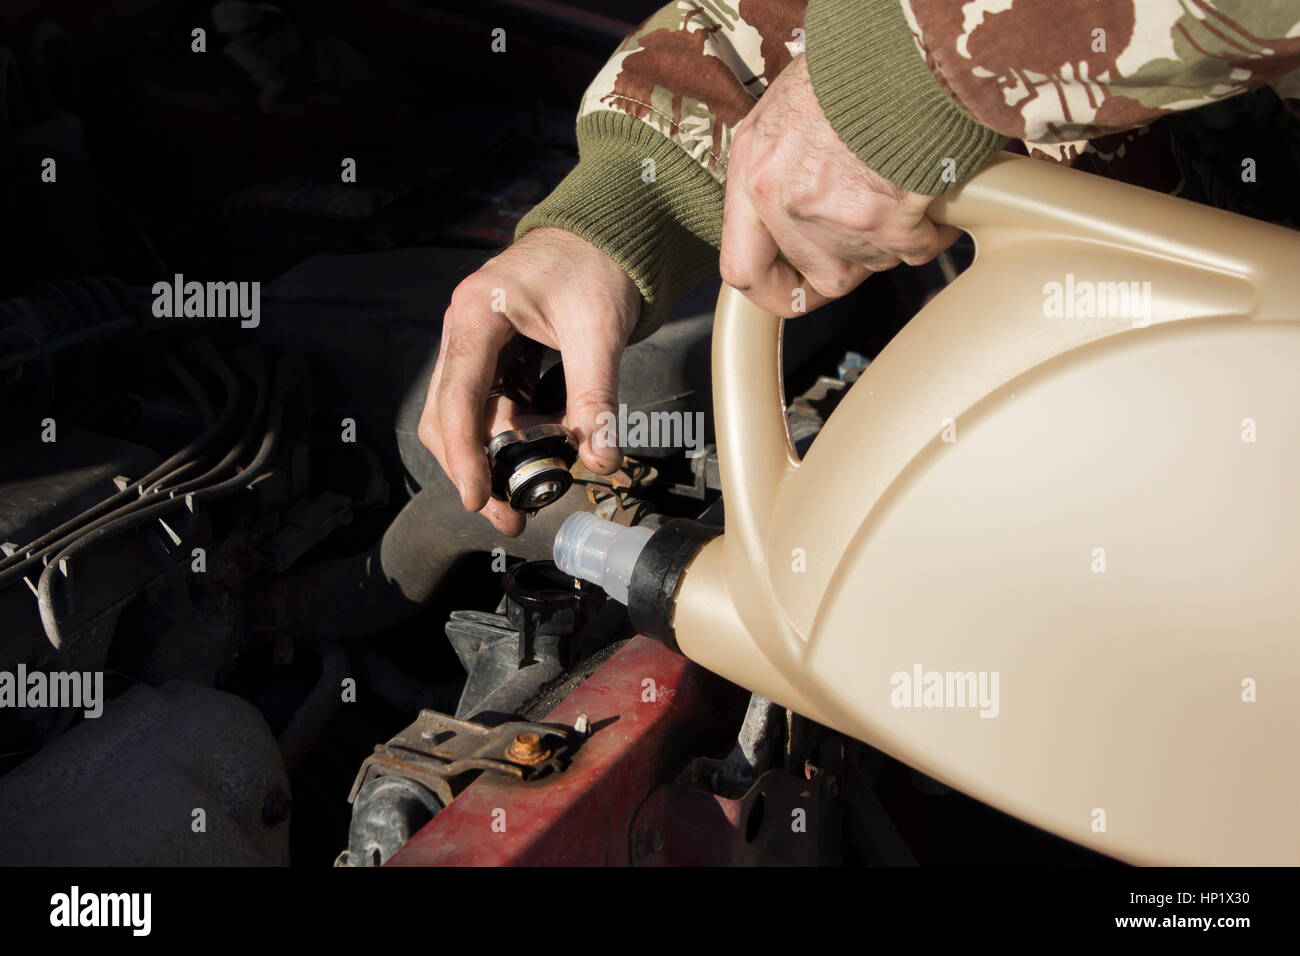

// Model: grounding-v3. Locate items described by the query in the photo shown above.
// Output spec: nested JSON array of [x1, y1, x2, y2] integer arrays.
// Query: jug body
[[673, 155, 1300, 865]]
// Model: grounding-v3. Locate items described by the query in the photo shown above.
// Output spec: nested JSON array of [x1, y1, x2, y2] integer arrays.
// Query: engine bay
[[11, 0, 1289, 870]]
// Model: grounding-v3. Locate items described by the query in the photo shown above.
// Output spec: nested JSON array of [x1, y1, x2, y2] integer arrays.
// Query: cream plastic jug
[[668, 154, 1300, 866]]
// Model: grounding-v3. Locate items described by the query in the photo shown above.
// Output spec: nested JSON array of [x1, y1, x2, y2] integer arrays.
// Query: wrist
[[803, 0, 1008, 195], [516, 111, 724, 340]]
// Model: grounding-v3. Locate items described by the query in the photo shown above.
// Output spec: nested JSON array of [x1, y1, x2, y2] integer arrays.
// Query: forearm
[[517, 1, 807, 339]]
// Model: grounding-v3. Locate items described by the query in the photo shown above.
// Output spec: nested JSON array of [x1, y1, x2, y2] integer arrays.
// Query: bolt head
[[506, 731, 552, 765]]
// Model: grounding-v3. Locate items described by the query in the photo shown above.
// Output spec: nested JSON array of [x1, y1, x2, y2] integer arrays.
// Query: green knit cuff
[[804, 0, 1008, 195], [516, 111, 724, 341]]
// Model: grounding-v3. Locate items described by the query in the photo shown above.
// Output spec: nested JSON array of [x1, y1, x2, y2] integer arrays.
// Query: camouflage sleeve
[[516, 1, 806, 340], [805, 0, 1300, 193]]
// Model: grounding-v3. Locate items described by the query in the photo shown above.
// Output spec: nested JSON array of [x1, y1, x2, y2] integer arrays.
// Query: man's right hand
[[418, 227, 641, 536]]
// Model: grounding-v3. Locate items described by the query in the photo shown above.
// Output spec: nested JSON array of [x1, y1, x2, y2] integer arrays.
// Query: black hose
[[278, 641, 351, 774], [0, 277, 136, 360], [0, 317, 139, 372], [251, 478, 596, 642], [352, 645, 460, 715]]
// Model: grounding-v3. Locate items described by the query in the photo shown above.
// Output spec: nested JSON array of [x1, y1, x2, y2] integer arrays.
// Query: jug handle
[[709, 154, 1019, 654], [710, 151, 1300, 669]]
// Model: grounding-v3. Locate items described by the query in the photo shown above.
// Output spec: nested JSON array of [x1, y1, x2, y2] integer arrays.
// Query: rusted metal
[[505, 732, 550, 766], [387, 636, 748, 866], [348, 712, 575, 808]]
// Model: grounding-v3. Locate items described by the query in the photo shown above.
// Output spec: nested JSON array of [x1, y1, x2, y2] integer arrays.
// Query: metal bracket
[[347, 710, 577, 806]]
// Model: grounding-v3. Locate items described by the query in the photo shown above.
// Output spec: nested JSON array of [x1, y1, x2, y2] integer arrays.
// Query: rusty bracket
[[347, 710, 577, 807], [571, 457, 658, 514]]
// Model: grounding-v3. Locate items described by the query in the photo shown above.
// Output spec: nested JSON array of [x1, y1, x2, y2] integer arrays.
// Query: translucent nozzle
[[552, 512, 653, 606]]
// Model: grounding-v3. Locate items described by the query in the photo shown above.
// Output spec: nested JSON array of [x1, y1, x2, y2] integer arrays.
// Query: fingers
[[720, 175, 828, 316], [422, 319, 532, 537], [479, 495, 525, 537], [418, 228, 641, 530], [876, 214, 959, 268], [472, 394, 544, 536], [765, 212, 874, 301], [553, 311, 626, 474], [720, 76, 960, 309], [429, 298, 514, 513], [931, 223, 964, 261], [795, 215, 908, 271]]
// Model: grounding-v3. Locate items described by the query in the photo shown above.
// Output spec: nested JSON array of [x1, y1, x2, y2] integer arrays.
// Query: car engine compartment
[[0, 0, 1182, 867]]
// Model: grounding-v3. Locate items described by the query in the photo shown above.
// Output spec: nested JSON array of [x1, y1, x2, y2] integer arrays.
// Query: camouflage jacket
[[518, 0, 1300, 337]]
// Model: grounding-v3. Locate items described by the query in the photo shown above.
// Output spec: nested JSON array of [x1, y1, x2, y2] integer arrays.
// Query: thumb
[[556, 323, 625, 475]]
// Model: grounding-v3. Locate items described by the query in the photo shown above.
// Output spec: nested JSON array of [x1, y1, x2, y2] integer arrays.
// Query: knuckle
[[808, 270, 854, 299], [787, 195, 816, 222], [718, 252, 753, 291], [749, 169, 779, 206], [826, 275, 855, 298], [880, 229, 936, 262], [447, 280, 476, 312], [784, 176, 820, 221], [568, 387, 617, 415], [844, 194, 893, 233], [865, 256, 902, 274], [845, 243, 894, 269], [900, 246, 939, 266], [417, 418, 438, 452], [843, 206, 883, 234], [449, 274, 493, 312]]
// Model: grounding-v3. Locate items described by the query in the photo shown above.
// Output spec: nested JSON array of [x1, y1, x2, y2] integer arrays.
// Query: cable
[[36, 355, 304, 650], [0, 343, 242, 582]]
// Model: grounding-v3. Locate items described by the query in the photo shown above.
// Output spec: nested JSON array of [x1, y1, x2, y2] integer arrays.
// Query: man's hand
[[720, 54, 960, 316], [418, 227, 640, 536]]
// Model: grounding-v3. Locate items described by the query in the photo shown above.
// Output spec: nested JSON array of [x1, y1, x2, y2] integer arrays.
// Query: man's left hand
[[719, 54, 960, 317]]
